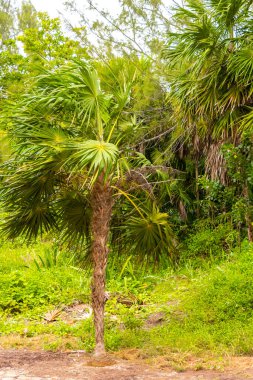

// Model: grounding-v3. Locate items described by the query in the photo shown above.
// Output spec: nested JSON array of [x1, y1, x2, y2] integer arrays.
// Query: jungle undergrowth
[[1, 237, 253, 364]]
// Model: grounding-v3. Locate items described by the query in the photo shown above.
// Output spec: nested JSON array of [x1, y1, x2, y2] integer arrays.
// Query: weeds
[[1, 239, 253, 357]]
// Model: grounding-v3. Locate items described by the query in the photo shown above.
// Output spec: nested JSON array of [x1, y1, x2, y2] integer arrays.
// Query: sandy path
[[0, 350, 253, 379]]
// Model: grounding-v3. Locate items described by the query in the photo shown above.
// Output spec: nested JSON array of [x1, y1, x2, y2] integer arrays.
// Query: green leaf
[[65, 139, 119, 175]]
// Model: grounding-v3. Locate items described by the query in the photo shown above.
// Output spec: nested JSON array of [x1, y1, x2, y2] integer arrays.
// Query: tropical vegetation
[[0, 0, 253, 361]]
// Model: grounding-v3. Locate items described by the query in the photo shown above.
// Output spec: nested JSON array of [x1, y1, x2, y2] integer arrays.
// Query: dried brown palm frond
[[43, 308, 62, 323], [179, 200, 188, 221], [205, 142, 227, 185]]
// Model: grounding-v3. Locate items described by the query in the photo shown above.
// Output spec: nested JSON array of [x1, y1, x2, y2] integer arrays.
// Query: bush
[[180, 222, 239, 265], [0, 267, 89, 314]]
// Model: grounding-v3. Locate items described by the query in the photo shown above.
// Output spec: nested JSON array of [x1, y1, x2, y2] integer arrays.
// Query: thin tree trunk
[[90, 175, 113, 356], [195, 157, 200, 218], [243, 184, 253, 243], [193, 128, 200, 218], [246, 214, 253, 242]]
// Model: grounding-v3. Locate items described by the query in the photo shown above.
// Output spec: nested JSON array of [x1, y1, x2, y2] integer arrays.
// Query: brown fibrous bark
[[90, 175, 114, 356]]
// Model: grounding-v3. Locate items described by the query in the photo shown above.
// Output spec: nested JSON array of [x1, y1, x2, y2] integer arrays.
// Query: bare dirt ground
[[0, 350, 253, 380]]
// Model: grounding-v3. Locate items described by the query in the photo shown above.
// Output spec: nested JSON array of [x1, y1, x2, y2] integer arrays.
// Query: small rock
[[145, 311, 166, 328]]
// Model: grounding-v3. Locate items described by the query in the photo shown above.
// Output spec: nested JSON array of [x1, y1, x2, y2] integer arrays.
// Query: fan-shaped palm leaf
[[65, 140, 119, 177]]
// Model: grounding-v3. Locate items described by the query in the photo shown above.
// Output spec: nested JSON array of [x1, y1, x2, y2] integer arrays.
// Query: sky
[[30, 0, 121, 24], [27, 0, 174, 46], [29, 1, 175, 25], [31, 0, 66, 17]]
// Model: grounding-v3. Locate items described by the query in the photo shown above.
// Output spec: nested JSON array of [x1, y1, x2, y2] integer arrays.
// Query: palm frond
[[58, 191, 91, 245], [112, 200, 176, 263], [65, 139, 119, 177], [2, 201, 58, 240]]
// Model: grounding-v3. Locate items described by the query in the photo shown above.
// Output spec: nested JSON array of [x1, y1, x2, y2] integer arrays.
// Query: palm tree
[[163, 0, 253, 237], [1, 59, 175, 355]]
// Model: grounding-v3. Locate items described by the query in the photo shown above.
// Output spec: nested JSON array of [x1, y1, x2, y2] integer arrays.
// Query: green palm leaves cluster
[[165, 0, 253, 161], [1, 59, 175, 261], [161, 0, 253, 238]]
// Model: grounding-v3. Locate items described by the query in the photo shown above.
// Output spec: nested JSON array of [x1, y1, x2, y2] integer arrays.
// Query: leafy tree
[[0, 0, 14, 43], [163, 0, 253, 237], [18, 12, 89, 67], [65, 0, 170, 60], [0, 0, 37, 44], [222, 137, 253, 241], [0, 7, 88, 167], [18, 0, 38, 31], [1, 59, 175, 355]]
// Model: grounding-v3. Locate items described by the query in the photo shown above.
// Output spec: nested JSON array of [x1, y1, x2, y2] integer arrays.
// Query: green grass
[[1, 238, 253, 358]]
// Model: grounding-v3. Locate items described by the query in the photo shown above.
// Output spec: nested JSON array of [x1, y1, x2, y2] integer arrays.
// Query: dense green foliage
[[1, 0, 253, 247], [1, 240, 253, 358], [0, 0, 253, 359]]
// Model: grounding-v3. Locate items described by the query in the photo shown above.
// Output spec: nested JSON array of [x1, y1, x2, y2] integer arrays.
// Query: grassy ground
[[0, 238, 253, 368]]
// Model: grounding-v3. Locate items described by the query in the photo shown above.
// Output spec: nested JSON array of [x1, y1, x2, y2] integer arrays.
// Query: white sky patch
[[29, 1, 175, 24], [30, 0, 121, 24], [31, 0, 65, 17], [27, 0, 175, 50]]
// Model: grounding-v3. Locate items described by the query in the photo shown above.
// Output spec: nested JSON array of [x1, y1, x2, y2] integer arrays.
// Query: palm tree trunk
[[90, 175, 113, 356]]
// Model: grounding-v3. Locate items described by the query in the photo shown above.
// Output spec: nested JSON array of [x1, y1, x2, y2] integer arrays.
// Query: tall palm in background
[[163, 0, 253, 237], [1, 59, 175, 355]]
